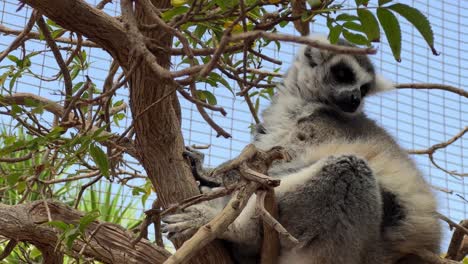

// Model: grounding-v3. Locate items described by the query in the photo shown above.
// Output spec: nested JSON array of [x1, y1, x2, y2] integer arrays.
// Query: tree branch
[[396, 83, 468, 99], [0, 10, 38, 63], [0, 201, 171, 264], [20, 0, 129, 65]]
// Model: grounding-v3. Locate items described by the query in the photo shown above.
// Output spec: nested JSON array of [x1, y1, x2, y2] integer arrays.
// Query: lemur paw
[[162, 204, 217, 240]]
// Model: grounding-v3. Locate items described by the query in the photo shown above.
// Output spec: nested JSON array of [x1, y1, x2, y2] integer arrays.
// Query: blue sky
[[0, 0, 467, 251]]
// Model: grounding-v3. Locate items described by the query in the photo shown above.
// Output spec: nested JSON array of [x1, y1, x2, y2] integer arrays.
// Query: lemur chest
[[255, 105, 371, 159], [287, 108, 357, 151]]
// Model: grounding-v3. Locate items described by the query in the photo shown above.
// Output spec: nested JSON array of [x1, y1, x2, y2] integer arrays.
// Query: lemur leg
[[277, 155, 384, 264], [163, 155, 384, 263]]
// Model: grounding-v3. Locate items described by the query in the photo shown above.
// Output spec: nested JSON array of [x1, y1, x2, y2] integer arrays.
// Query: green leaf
[[52, 29, 64, 39], [378, 0, 392, 5], [342, 30, 369, 46], [342, 21, 363, 32], [65, 228, 79, 249], [161, 6, 189, 21], [355, 0, 369, 6], [47, 221, 69, 231], [7, 55, 19, 63], [72, 82, 84, 92], [11, 104, 22, 116], [132, 186, 146, 196], [6, 172, 21, 186], [22, 98, 39, 107], [387, 3, 437, 55], [202, 90, 217, 105], [79, 210, 100, 233], [328, 25, 343, 44], [46, 19, 61, 29], [335, 14, 359, 21], [9, 71, 21, 90], [377, 7, 401, 62], [357, 9, 380, 42], [194, 25, 207, 39], [89, 143, 109, 177]]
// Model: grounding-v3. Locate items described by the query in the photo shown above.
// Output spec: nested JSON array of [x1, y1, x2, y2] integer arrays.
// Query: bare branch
[[446, 220, 468, 260], [177, 87, 227, 116], [409, 127, 468, 177], [396, 83, 468, 99], [0, 153, 32, 163], [257, 190, 299, 246], [229, 31, 377, 55], [0, 10, 38, 63], [163, 181, 259, 264], [0, 239, 17, 261], [96, 0, 112, 9], [188, 83, 231, 138], [41, 170, 100, 184], [0, 25, 99, 47], [36, 17, 74, 111], [0, 201, 171, 264]]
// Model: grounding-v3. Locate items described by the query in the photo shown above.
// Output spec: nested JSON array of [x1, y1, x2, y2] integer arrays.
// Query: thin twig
[[36, 17, 74, 111], [160, 184, 240, 217], [163, 182, 259, 264], [177, 87, 227, 116], [438, 213, 468, 237], [188, 83, 231, 138], [74, 175, 103, 209], [229, 31, 377, 55], [0, 10, 38, 63], [41, 170, 100, 184], [96, 0, 112, 9], [0, 153, 32, 163], [396, 83, 468, 99], [0, 25, 99, 47], [0, 239, 18, 261], [256, 190, 299, 258], [409, 127, 468, 177]]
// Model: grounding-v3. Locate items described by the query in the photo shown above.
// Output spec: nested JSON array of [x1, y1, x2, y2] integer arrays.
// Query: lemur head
[[283, 35, 393, 114]]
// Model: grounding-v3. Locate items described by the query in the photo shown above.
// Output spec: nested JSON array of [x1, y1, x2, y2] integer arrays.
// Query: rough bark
[[0, 201, 170, 264], [129, 2, 232, 263], [20, 0, 129, 64], [18, 0, 233, 263]]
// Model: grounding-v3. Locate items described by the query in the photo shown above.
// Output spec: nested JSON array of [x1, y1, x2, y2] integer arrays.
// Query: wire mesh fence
[[0, 0, 466, 253]]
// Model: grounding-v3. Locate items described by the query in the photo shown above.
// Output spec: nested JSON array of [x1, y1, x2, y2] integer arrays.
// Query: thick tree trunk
[[15, 0, 233, 263], [129, 2, 233, 263], [0, 201, 170, 264]]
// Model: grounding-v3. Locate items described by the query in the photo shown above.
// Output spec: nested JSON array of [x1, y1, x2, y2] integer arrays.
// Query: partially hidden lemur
[[163, 36, 442, 264]]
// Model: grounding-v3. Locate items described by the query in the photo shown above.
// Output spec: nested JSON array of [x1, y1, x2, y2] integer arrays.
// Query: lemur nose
[[350, 94, 360, 107]]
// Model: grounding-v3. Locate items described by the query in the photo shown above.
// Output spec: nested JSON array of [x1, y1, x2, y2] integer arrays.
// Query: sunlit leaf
[[328, 25, 343, 44], [89, 143, 109, 177], [343, 21, 364, 32], [357, 8, 380, 42], [377, 7, 401, 61], [162, 6, 189, 21], [79, 210, 100, 233], [336, 14, 359, 21], [342, 30, 369, 46], [387, 3, 437, 55], [378, 0, 392, 5]]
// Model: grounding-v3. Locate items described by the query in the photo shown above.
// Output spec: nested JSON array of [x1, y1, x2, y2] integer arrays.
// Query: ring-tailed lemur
[[163, 36, 441, 264]]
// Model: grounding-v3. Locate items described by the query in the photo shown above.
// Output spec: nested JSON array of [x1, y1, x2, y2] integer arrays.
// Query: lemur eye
[[330, 62, 355, 84], [360, 83, 371, 96]]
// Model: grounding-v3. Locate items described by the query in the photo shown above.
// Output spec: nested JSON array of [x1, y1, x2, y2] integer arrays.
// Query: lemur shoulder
[[163, 36, 441, 264]]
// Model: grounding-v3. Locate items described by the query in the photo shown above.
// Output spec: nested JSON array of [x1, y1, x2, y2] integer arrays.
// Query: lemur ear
[[299, 35, 331, 67], [371, 74, 395, 94]]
